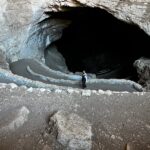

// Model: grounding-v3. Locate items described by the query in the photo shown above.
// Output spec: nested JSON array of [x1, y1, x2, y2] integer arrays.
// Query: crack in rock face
[[0, 1, 150, 91]]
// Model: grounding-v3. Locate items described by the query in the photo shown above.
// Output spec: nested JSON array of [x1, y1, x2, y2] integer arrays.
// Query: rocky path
[[0, 68, 143, 92], [0, 83, 150, 150]]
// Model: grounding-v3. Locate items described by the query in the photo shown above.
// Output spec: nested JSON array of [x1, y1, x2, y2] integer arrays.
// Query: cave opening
[[46, 7, 150, 81]]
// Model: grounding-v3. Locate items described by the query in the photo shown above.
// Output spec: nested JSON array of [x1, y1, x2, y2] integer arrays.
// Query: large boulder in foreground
[[50, 111, 92, 150]]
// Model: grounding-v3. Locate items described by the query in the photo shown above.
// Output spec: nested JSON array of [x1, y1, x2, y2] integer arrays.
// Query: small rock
[[38, 139, 44, 145], [110, 135, 115, 139], [27, 87, 33, 92], [67, 88, 74, 94], [105, 90, 112, 96], [24, 134, 29, 138], [8, 83, 18, 89], [20, 85, 27, 89], [82, 90, 91, 96], [98, 90, 105, 94], [50, 111, 92, 150], [54, 89, 62, 93], [40, 88, 46, 92], [91, 90, 97, 94]]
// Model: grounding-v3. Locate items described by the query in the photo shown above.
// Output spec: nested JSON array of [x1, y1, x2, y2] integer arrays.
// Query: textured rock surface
[[0, 106, 30, 132], [134, 57, 150, 90], [0, 0, 70, 63], [45, 44, 69, 73], [50, 111, 92, 150], [0, 84, 150, 149], [0, 49, 9, 70], [0, 0, 150, 63]]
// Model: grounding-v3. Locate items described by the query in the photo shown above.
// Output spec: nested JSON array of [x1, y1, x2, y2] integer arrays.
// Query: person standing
[[82, 70, 87, 89]]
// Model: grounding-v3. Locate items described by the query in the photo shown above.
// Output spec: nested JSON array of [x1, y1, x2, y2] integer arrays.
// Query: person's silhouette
[[82, 70, 87, 89]]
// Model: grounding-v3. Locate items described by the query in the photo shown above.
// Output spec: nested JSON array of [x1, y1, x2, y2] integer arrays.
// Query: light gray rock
[[82, 90, 91, 96], [8, 83, 18, 89], [50, 111, 92, 150], [0, 106, 30, 132]]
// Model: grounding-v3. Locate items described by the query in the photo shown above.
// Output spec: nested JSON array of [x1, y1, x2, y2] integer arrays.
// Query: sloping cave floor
[[0, 85, 150, 150]]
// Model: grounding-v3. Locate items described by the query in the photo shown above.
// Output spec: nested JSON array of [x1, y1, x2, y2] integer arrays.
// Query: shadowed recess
[[46, 7, 150, 81]]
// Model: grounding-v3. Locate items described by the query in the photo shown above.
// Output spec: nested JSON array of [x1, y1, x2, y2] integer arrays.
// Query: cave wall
[[0, 0, 150, 64]]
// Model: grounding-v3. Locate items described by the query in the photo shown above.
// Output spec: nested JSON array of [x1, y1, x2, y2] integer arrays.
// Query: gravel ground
[[0, 84, 150, 150]]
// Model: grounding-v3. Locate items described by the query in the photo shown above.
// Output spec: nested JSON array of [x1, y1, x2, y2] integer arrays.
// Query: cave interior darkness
[[46, 7, 150, 81]]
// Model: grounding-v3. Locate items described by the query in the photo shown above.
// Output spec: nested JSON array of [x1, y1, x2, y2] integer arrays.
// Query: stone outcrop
[[50, 111, 92, 150], [134, 57, 150, 90]]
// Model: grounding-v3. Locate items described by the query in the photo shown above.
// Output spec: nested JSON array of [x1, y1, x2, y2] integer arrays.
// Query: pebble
[[110, 135, 115, 139], [8, 83, 18, 89], [82, 90, 91, 96], [27, 87, 33, 92]]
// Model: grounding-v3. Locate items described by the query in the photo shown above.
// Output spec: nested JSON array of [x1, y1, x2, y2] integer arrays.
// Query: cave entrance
[[47, 7, 150, 81]]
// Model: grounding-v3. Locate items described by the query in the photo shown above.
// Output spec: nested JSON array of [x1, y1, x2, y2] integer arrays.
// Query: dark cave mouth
[[46, 7, 150, 81]]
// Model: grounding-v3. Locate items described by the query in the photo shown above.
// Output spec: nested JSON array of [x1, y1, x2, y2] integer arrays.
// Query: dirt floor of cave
[[0, 85, 150, 150]]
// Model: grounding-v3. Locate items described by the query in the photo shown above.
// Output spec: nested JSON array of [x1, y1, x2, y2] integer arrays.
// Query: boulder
[[134, 57, 150, 90], [50, 111, 92, 150]]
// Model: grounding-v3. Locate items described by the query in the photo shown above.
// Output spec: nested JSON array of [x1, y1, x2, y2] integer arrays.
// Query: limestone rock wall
[[0, 0, 150, 65], [0, 0, 69, 63]]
